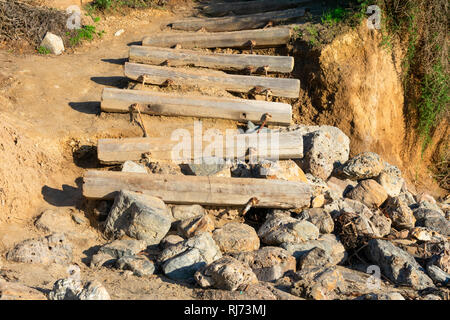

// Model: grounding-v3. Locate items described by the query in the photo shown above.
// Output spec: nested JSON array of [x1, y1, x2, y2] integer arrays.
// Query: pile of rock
[[3, 125, 448, 300]]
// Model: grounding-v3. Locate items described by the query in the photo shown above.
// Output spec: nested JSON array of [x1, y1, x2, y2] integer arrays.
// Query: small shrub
[[37, 46, 51, 54]]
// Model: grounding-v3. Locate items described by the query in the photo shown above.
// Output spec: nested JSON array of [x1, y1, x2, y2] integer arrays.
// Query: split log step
[[170, 7, 306, 32], [202, 0, 311, 17], [101, 88, 292, 124], [129, 45, 294, 73], [142, 27, 291, 49], [97, 131, 304, 164], [83, 170, 313, 209], [124, 62, 300, 98]]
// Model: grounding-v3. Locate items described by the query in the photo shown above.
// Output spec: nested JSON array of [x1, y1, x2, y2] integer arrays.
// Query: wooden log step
[[101, 88, 292, 125], [97, 131, 304, 164], [124, 62, 300, 98], [202, 0, 311, 16], [83, 170, 313, 209], [170, 7, 306, 32], [142, 27, 291, 49], [129, 45, 294, 73]]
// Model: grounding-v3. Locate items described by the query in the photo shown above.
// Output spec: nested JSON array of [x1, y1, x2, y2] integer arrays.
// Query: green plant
[[37, 46, 50, 54], [305, 25, 319, 46], [321, 7, 347, 26], [69, 25, 105, 46]]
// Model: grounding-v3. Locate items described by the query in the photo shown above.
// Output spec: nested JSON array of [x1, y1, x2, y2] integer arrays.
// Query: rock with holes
[[365, 239, 435, 290], [384, 196, 416, 230], [121, 161, 148, 173], [212, 222, 260, 254], [346, 179, 388, 208], [116, 255, 155, 277], [413, 208, 450, 236], [40, 32, 64, 55], [339, 152, 384, 180], [104, 190, 172, 245], [257, 213, 319, 246], [6, 233, 72, 265], [376, 163, 404, 197], [297, 247, 334, 271], [0, 280, 47, 300], [232, 246, 296, 282], [291, 266, 344, 300], [177, 214, 215, 238], [303, 127, 350, 180], [49, 278, 110, 300], [297, 208, 334, 234], [158, 233, 222, 280], [194, 256, 258, 291], [281, 234, 346, 266]]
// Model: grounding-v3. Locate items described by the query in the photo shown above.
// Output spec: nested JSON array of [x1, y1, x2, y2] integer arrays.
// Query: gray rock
[[104, 190, 172, 245], [121, 161, 148, 173], [6, 233, 72, 265], [297, 208, 334, 234], [413, 208, 450, 236], [426, 264, 450, 286], [116, 255, 155, 277], [376, 163, 404, 197], [171, 205, 205, 222], [194, 256, 258, 291], [213, 222, 260, 254], [326, 176, 357, 198], [303, 127, 350, 180], [257, 213, 319, 246], [346, 179, 388, 208], [158, 233, 222, 280], [40, 32, 64, 55], [297, 247, 333, 270], [281, 234, 346, 266], [384, 197, 416, 229], [397, 191, 417, 207], [340, 152, 384, 180], [232, 246, 296, 282], [365, 239, 435, 289], [49, 278, 110, 300], [97, 239, 147, 259], [186, 157, 229, 177]]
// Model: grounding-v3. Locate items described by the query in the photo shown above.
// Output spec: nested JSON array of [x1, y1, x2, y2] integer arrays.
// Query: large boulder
[[212, 222, 260, 254], [171, 205, 205, 222], [339, 152, 384, 180], [104, 190, 172, 245], [90, 239, 147, 268], [346, 179, 388, 208], [194, 256, 258, 291], [303, 127, 350, 180], [365, 239, 435, 290], [297, 208, 334, 234], [40, 32, 64, 55], [232, 247, 296, 282], [158, 233, 222, 280], [34, 209, 76, 234], [6, 233, 72, 265], [258, 213, 319, 246]]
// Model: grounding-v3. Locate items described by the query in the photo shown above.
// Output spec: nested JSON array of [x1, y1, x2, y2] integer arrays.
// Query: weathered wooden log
[[101, 88, 292, 124], [83, 170, 313, 209], [170, 8, 306, 32], [202, 0, 311, 16], [142, 27, 291, 49], [124, 63, 300, 98], [129, 45, 294, 73], [97, 130, 304, 164]]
